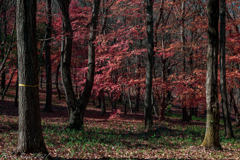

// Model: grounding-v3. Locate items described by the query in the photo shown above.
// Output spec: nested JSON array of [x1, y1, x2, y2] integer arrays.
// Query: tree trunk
[[1, 70, 5, 96], [1, 8, 6, 96], [100, 90, 106, 116], [152, 93, 158, 117], [96, 95, 101, 108], [2, 69, 16, 100], [15, 0, 49, 156], [230, 89, 240, 126], [144, 0, 154, 131], [128, 87, 133, 113], [187, 107, 193, 121], [57, 0, 100, 130], [122, 91, 127, 114], [111, 92, 116, 111], [134, 85, 140, 112], [220, 0, 234, 139], [201, 0, 221, 149], [55, 64, 61, 100], [194, 107, 198, 117], [43, 0, 53, 112], [40, 70, 43, 89], [159, 92, 166, 121], [181, 1, 188, 122]]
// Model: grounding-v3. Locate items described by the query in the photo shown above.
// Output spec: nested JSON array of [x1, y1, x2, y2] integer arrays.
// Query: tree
[[14, 0, 49, 156], [201, 0, 221, 149], [57, 0, 100, 129], [43, 0, 53, 112], [144, 0, 154, 131], [181, 0, 188, 122], [220, 0, 234, 139]]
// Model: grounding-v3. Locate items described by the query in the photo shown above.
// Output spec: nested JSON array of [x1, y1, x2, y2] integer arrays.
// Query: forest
[[0, 0, 240, 159]]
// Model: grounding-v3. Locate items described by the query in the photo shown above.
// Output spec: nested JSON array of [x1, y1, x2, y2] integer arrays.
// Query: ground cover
[[0, 86, 240, 159]]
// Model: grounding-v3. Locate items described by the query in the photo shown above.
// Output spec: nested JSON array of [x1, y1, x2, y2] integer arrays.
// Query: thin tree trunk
[[55, 64, 61, 100], [2, 69, 16, 100], [40, 70, 43, 89], [152, 93, 158, 117], [111, 92, 116, 111], [201, 0, 221, 149], [220, 0, 234, 139], [122, 89, 127, 114], [96, 95, 101, 108], [1, 8, 6, 95], [14, 0, 49, 156], [134, 85, 140, 112], [43, 0, 53, 112], [181, 1, 188, 122], [1, 70, 5, 95], [230, 89, 240, 126], [128, 87, 133, 113], [144, 0, 154, 131], [159, 57, 166, 121], [100, 90, 106, 116]]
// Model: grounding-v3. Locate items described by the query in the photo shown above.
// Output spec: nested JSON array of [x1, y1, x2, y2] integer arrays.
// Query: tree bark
[[15, 0, 49, 156], [144, 0, 154, 131], [100, 90, 106, 116], [201, 0, 221, 149], [134, 85, 140, 112], [181, 1, 188, 122], [152, 93, 158, 117], [55, 64, 61, 100], [230, 89, 240, 126], [57, 0, 100, 129], [128, 87, 133, 113], [1, 8, 6, 96], [220, 0, 234, 139], [43, 0, 53, 112], [2, 69, 16, 100]]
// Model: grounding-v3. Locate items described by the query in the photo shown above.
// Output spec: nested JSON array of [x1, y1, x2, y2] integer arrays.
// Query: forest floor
[[1, 85, 240, 159]]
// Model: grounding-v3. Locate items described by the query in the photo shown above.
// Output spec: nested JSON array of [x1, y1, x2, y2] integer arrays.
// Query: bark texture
[[144, 0, 154, 131], [57, 0, 100, 129], [55, 64, 61, 100], [201, 0, 221, 149], [220, 0, 234, 139], [44, 0, 53, 112], [16, 0, 49, 155]]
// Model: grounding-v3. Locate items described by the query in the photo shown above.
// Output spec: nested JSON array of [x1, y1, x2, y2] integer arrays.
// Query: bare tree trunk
[[2, 69, 16, 99], [55, 64, 61, 100], [57, 0, 100, 129], [152, 93, 158, 117], [122, 89, 127, 114], [40, 70, 43, 89], [1, 70, 5, 95], [1, 8, 6, 96], [181, 1, 188, 122], [230, 89, 240, 126], [15, 0, 49, 156], [220, 0, 234, 139], [201, 0, 221, 149], [144, 0, 154, 131], [100, 90, 106, 116], [43, 0, 53, 112], [128, 87, 133, 113], [134, 85, 140, 112]]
